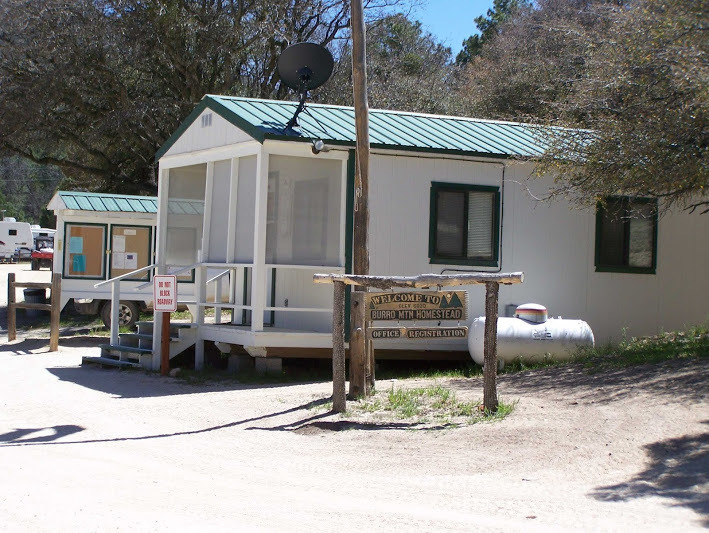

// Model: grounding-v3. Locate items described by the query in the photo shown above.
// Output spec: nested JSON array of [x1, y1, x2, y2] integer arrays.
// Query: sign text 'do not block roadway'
[[153, 274, 177, 313]]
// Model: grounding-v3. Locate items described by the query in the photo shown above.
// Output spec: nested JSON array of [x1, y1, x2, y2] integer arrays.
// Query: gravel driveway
[[0, 264, 707, 531]]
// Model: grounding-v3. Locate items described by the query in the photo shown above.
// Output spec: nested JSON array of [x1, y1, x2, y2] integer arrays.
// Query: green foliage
[[0, 0, 405, 193], [459, 0, 708, 211], [577, 323, 709, 372], [537, 0, 709, 212], [456, 0, 532, 65], [351, 383, 516, 424], [0, 156, 63, 224], [320, 13, 462, 115]]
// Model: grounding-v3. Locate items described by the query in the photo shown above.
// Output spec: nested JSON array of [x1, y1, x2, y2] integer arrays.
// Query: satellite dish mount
[[277, 43, 334, 129]]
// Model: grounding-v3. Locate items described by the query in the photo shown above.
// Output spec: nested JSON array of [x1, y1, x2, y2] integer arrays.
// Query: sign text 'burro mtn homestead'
[[365, 291, 469, 340]]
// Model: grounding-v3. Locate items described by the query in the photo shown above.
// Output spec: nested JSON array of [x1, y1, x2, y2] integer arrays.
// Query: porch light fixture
[[311, 138, 330, 154]]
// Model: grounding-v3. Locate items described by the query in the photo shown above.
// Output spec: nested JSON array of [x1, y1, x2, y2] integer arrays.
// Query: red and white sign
[[153, 274, 177, 312]]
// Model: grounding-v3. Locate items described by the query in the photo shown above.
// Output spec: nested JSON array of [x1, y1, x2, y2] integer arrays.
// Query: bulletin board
[[109, 225, 152, 281], [64, 223, 107, 279]]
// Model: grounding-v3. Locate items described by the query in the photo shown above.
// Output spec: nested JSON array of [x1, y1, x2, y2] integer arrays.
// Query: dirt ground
[[0, 263, 707, 531]]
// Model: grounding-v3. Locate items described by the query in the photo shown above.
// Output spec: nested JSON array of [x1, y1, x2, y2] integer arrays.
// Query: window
[[9, 229, 16, 236], [595, 197, 657, 274], [429, 182, 500, 266]]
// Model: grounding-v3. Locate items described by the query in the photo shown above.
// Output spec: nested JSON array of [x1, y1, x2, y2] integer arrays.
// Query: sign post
[[153, 275, 177, 376]]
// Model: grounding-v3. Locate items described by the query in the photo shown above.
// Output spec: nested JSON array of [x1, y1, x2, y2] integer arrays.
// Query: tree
[[0, 0, 407, 194], [320, 14, 462, 115], [459, 0, 619, 122], [537, 0, 709, 212], [0, 157, 63, 224], [455, 0, 531, 65]]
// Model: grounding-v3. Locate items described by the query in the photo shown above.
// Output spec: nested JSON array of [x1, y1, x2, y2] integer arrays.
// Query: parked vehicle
[[0, 219, 34, 263], [30, 245, 53, 270]]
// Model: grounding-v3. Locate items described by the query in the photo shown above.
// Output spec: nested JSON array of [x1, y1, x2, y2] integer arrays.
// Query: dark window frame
[[595, 196, 658, 274], [428, 182, 501, 267]]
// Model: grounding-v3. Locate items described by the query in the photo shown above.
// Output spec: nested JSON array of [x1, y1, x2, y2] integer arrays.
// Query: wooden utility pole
[[350, 0, 373, 396]]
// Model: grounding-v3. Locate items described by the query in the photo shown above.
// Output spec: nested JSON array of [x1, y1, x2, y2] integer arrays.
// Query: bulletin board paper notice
[[112, 252, 125, 269], [124, 252, 138, 270], [123, 229, 136, 236], [69, 237, 83, 254], [113, 235, 126, 253]]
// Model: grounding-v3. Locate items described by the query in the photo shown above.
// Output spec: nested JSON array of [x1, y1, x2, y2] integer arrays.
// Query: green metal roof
[[57, 191, 158, 213], [156, 95, 553, 161]]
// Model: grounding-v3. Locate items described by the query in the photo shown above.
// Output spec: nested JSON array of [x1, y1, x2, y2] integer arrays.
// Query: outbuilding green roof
[[156, 95, 552, 161], [54, 191, 158, 213]]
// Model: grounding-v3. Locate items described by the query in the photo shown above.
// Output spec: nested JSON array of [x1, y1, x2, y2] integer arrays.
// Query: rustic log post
[[349, 291, 366, 399], [7, 273, 16, 342], [366, 334, 374, 392], [161, 311, 171, 376], [483, 281, 500, 413], [332, 281, 346, 412], [49, 273, 61, 351]]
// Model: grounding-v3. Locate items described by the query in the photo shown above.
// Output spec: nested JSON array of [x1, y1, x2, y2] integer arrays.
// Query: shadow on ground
[[0, 335, 105, 354], [0, 425, 85, 443], [446, 357, 709, 405], [590, 421, 709, 527], [0, 398, 343, 448], [46, 364, 320, 399]]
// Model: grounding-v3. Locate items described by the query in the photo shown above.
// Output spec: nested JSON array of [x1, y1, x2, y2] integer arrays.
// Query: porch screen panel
[[234, 156, 256, 263], [207, 160, 231, 262], [266, 155, 342, 266], [166, 164, 206, 278]]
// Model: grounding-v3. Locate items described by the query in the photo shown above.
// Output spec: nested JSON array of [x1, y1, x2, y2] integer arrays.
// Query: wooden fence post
[[332, 281, 346, 412], [49, 273, 61, 351], [483, 281, 500, 412], [7, 273, 16, 342], [349, 291, 366, 399]]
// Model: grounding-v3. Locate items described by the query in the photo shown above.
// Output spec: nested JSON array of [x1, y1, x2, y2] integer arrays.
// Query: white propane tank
[[468, 303, 594, 366]]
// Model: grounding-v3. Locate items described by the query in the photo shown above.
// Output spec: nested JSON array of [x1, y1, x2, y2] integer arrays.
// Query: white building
[[134, 95, 708, 370]]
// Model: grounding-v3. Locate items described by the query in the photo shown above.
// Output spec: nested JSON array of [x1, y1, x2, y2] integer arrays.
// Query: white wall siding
[[369, 153, 709, 347], [164, 109, 253, 157]]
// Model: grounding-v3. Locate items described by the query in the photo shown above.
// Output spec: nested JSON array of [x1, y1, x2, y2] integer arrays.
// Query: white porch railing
[[95, 261, 344, 353]]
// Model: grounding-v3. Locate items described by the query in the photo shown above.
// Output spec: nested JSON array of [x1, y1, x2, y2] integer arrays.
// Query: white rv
[[0, 219, 34, 262]]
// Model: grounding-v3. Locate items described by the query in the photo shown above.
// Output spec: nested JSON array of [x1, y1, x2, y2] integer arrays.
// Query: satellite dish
[[277, 42, 334, 129]]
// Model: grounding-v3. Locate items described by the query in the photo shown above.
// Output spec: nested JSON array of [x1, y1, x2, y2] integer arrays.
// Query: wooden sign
[[368, 326, 468, 340], [369, 327, 405, 339], [366, 291, 468, 321]]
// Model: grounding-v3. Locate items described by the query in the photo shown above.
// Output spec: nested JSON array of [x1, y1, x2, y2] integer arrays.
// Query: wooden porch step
[[99, 344, 152, 356], [119, 333, 178, 342], [81, 356, 141, 369]]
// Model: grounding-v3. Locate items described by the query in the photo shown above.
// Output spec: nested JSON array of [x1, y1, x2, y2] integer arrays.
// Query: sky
[[409, 0, 495, 54]]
